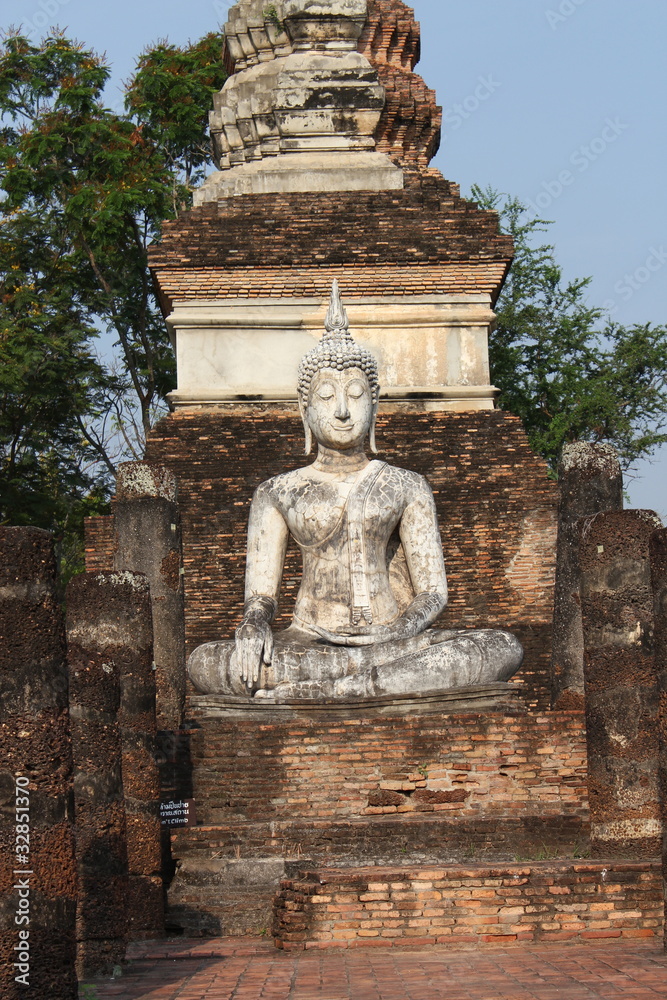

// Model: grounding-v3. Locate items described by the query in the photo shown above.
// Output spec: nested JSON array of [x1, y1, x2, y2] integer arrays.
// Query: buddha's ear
[[299, 397, 313, 455], [369, 400, 379, 455]]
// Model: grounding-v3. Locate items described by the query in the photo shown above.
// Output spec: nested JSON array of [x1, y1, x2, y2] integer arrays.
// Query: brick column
[[649, 528, 667, 949], [551, 442, 622, 708], [114, 462, 185, 731], [579, 510, 662, 858], [67, 572, 136, 977], [116, 577, 165, 940], [0, 528, 77, 1000]]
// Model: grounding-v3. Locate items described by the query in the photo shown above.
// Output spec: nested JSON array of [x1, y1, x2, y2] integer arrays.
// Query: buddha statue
[[188, 282, 523, 701]]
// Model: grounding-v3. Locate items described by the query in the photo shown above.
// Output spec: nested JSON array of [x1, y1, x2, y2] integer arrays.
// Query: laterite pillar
[[0, 528, 77, 999], [551, 442, 622, 708], [579, 510, 662, 857]]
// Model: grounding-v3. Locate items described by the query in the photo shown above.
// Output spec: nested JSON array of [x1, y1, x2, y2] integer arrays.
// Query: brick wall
[[361, 0, 442, 170], [274, 862, 663, 950], [152, 262, 507, 305], [148, 172, 513, 314], [83, 515, 114, 572], [145, 408, 557, 707], [186, 709, 588, 832]]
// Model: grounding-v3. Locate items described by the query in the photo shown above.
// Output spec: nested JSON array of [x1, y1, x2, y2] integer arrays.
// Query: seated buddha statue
[[188, 282, 523, 701]]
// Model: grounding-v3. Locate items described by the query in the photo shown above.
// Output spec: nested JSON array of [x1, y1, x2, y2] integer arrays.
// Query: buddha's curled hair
[[297, 280, 380, 404]]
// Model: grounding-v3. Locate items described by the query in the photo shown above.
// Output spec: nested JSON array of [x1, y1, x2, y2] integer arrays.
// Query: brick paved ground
[[79, 938, 667, 999]]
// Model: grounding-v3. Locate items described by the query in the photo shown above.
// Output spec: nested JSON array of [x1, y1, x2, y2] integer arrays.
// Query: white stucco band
[[194, 151, 404, 202], [167, 294, 499, 411]]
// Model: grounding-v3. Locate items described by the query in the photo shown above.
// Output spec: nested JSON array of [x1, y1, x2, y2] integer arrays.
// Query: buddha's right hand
[[235, 621, 274, 688], [235, 597, 276, 689]]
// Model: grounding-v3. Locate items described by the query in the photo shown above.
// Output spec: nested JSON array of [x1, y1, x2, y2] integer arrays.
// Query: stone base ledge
[[189, 682, 524, 720], [273, 861, 663, 951], [194, 151, 404, 203]]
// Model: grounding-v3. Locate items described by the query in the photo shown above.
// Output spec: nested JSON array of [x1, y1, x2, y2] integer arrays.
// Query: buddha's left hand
[[311, 592, 445, 646], [311, 619, 416, 647]]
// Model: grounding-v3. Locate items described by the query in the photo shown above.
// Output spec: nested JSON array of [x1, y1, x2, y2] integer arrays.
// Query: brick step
[[172, 814, 590, 865], [167, 857, 289, 937], [273, 861, 663, 951], [167, 818, 592, 938]]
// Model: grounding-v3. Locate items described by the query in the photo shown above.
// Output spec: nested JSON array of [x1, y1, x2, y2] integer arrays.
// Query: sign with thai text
[[159, 799, 196, 827]]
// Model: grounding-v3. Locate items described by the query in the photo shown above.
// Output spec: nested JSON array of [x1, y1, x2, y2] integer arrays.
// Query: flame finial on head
[[297, 281, 380, 406], [324, 279, 351, 340]]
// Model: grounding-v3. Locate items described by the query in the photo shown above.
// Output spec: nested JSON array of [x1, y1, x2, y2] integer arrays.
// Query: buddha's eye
[[347, 380, 366, 399], [316, 383, 335, 400]]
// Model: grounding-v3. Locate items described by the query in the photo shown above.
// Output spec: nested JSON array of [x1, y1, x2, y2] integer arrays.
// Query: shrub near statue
[[188, 283, 523, 701]]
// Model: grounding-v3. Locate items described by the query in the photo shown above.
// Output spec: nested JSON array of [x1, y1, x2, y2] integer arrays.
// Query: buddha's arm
[[236, 485, 289, 687], [317, 477, 447, 647], [398, 480, 448, 629]]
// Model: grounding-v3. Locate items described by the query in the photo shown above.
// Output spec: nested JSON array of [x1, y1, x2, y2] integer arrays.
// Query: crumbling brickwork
[[186, 708, 588, 832], [84, 514, 115, 572], [274, 862, 663, 950], [165, 706, 589, 936], [360, 0, 442, 170], [149, 173, 512, 314]]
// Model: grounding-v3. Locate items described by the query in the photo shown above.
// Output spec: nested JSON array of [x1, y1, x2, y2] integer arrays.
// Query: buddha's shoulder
[[253, 468, 310, 502], [379, 463, 433, 497]]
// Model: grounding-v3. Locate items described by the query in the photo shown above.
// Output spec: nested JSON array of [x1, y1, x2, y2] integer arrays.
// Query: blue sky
[[5, 0, 666, 515]]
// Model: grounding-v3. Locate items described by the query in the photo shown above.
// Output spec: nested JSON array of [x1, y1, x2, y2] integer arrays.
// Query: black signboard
[[159, 798, 196, 827]]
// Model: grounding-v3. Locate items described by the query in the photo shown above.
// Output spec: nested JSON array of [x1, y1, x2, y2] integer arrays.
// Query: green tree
[[0, 29, 226, 566], [0, 206, 114, 576], [472, 185, 667, 471], [125, 32, 227, 209]]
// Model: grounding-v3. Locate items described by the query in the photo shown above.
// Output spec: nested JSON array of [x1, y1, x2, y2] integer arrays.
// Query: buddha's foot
[[367, 628, 523, 698], [188, 628, 523, 701]]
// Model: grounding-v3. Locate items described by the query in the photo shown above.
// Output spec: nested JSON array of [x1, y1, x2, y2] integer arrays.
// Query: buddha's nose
[[335, 393, 350, 420]]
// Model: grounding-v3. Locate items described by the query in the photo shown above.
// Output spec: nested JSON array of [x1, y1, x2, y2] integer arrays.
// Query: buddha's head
[[298, 282, 380, 455]]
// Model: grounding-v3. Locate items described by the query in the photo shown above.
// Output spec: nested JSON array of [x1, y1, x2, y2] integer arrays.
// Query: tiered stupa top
[[195, 0, 442, 202]]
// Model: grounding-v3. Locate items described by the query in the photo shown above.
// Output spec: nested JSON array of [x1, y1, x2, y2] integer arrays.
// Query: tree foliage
[[0, 206, 111, 571], [125, 33, 227, 208], [0, 29, 226, 568], [473, 185, 667, 471]]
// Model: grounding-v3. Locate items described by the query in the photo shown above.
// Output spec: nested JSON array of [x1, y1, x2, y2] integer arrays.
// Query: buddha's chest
[[281, 478, 402, 549]]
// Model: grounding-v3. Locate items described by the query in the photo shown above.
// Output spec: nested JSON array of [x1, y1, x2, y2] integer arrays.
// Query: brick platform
[[185, 708, 588, 831], [80, 938, 667, 999], [274, 862, 663, 950], [166, 707, 590, 936]]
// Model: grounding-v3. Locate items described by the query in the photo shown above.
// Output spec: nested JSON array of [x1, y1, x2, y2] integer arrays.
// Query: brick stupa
[[144, 0, 558, 713]]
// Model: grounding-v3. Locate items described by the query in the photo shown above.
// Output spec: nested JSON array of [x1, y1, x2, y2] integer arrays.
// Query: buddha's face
[[305, 367, 375, 452]]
